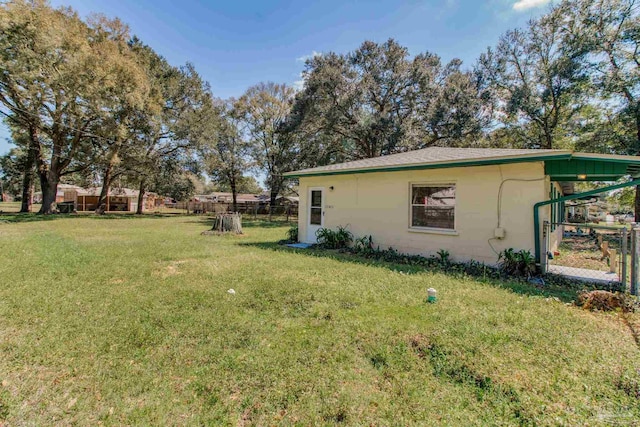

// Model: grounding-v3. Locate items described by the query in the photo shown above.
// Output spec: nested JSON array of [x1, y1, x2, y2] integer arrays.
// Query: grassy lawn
[[0, 214, 639, 425], [0, 202, 42, 214]]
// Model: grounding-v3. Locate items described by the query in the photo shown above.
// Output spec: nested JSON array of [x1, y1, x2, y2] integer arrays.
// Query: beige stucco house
[[284, 147, 640, 266]]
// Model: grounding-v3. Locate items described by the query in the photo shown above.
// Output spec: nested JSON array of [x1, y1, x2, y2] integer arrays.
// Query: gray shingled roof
[[284, 147, 571, 177]]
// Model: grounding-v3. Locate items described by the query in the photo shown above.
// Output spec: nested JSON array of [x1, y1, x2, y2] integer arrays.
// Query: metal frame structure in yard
[[543, 221, 629, 285], [534, 177, 640, 296], [542, 219, 640, 295]]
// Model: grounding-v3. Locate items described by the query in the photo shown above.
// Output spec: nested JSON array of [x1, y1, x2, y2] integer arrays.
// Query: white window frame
[[408, 182, 457, 233]]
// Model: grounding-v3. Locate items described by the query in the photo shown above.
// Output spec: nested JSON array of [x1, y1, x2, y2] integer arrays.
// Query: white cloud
[[292, 73, 305, 91], [296, 50, 322, 62], [512, 0, 551, 11], [293, 79, 305, 91]]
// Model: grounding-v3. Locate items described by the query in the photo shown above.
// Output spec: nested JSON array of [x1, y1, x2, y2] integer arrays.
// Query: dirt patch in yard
[[153, 259, 195, 279]]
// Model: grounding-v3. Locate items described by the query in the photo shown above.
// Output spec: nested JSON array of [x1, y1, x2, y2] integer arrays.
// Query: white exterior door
[[306, 187, 324, 242]]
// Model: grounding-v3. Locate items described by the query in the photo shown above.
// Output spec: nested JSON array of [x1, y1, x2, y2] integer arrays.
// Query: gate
[[543, 221, 631, 289]]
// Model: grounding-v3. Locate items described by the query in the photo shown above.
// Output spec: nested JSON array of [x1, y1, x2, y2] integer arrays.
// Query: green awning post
[[534, 179, 640, 264]]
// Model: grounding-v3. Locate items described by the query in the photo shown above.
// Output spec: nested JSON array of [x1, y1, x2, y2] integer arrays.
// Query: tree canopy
[[2, 0, 640, 215], [283, 39, 490, 162]]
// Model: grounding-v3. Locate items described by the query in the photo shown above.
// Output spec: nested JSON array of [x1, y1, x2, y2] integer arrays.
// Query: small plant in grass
[[315, 226, 353, 249], [499, 248, 538, 278], [615, 369, 640, 400]]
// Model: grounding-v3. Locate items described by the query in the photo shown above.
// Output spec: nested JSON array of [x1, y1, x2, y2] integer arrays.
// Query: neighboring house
[[71, 187, 142, 212], [284, 147, 640, 266], [34, 183, 84, 204], [193, 192, 297, 206], [276, 195, 299, 206], [35, 184, 157, 212], [193, 192, 269, 205]]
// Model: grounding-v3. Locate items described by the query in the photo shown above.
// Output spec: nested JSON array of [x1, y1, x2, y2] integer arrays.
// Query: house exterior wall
[[298, 162, 549, 266]]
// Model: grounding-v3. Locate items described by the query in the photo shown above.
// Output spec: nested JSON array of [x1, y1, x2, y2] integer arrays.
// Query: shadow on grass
[[243, 219, 294, 228], [239, 241, 584, 302], [184, 217, 293, 229], [0, 212, 179, 223]]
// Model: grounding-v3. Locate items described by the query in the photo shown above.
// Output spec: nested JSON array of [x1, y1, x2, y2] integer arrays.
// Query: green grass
[[0, 214, 639, 425], [0, 201, 42, 213]]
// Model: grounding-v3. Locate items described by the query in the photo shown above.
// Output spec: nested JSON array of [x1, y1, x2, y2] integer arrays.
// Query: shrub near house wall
[[315, 226, 353, 249], [297, 227, 628, 300]]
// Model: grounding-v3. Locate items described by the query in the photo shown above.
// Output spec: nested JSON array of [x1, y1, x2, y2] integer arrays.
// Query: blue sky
[[0, 0, 554, 155]]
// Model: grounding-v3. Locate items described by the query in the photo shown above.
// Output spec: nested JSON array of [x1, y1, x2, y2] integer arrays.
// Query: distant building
[[34, 184, 162, 212], [192, 192, 269, 205]]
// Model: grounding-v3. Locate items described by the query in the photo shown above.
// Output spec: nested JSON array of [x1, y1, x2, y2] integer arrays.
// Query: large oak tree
[[284, 39, 489, 161], [0, 0, 148, 213]]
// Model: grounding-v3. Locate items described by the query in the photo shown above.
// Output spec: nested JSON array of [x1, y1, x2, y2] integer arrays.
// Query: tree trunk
[[634, 110, 640, 222], [19, 157, 34, 213], [543, 130, 553, 150], [211, 212, 243, 234], [96, 163, 113, 214], [231, 180, 238, 213], [38, 171, 59, 215], [36, 131, 61, 214], [269, 187, 278, 221], [20, 126, 39, 213], [635, 186, 640, 223], [136, 180, 146, 215]]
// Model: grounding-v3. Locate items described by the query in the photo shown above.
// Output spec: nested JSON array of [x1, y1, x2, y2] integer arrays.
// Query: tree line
[[1, 0, 639, 215]]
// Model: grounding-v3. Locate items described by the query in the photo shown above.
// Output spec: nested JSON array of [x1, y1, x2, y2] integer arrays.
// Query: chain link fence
[[161, 201, 298, 222], [543, 221, 636, 292]]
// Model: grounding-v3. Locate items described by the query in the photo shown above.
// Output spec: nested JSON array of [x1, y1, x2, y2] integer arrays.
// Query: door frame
[[306, 187, 324, 243]]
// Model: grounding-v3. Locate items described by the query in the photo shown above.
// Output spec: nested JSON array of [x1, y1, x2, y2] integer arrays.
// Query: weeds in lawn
[[615, 369, 640, 400]]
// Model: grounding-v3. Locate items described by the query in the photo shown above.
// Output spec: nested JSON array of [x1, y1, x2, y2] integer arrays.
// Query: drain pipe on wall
[[533, 178, 640, 265], [489, 176, 546, 258]]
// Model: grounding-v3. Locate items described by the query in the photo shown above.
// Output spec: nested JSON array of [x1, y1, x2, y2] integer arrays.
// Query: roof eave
[[284, 152, 572, 178]]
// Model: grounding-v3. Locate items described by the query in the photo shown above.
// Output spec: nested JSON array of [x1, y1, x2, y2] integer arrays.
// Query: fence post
[[631, 226, 640, 296], [541, 221, 549, 274], [621, 226, 628, 287], [609, 249, 617, 273]]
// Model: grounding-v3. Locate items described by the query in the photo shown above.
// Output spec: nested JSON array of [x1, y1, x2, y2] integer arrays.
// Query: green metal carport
[[535, 152, 640, 267]]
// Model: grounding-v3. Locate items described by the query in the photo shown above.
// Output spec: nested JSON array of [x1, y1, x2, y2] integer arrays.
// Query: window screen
[[411, 184, 456, 230]]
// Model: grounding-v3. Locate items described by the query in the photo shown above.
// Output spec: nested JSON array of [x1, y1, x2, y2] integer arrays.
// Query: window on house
[[410, 184, 456, 230]]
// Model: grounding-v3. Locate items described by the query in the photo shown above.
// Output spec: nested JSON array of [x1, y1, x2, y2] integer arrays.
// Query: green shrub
[[499, 248, 537, 278], [287, 224, 298, 242], [436, 249, 450, 265], [315, 226, 353, 249], [353, 235, 374, 255]]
